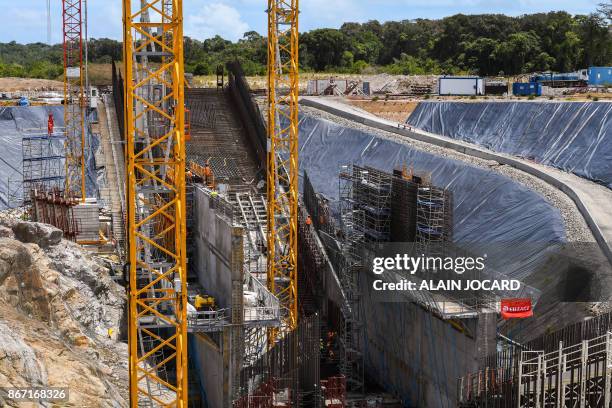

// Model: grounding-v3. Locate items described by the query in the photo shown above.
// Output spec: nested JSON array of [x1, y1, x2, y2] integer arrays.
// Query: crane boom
[[267, 0, 300, 340], [62, 0, 86, 202], [123, 0, 188, 406]]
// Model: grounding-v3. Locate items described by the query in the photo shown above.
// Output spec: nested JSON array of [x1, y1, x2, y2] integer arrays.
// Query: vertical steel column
[[266, 0, 299, 341], [580, 340, 587, 408], [124, 0, 188, 406], [62, 0, 86, 202]]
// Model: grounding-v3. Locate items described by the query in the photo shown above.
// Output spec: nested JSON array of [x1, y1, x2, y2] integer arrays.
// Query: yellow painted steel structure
[[266, 0, 300, 340], [62, 0, 87, 202], [123, 0, 188, 406]]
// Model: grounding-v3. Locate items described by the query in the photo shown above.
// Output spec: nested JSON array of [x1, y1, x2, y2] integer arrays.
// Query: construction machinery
[[194, 294, 215, 311], [122, 0, 300, 405]]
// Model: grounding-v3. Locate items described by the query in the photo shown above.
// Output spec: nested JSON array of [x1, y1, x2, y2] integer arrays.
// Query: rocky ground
[[0, 217, 128, 407]]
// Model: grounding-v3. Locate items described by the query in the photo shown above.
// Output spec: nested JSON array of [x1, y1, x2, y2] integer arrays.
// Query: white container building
[[438, 76, 484, 96]]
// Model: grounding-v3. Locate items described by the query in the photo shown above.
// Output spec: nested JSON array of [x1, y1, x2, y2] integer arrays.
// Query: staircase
[[99, 95, 127, 258], [229, 191, 268, 257]]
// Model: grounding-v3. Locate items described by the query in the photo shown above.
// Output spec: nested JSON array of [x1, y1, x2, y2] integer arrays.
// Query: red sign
[[501, 298, 533, 319]]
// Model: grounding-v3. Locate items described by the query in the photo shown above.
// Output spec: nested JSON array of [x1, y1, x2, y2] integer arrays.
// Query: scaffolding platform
[[21, 132, 65, 205]]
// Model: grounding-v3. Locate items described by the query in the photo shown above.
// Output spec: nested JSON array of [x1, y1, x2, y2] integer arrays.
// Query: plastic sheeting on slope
[[297, 113, 569, 406], [0, 106, 98, 208], [296, 114, 567, 282], [407, 101, 612, 188]]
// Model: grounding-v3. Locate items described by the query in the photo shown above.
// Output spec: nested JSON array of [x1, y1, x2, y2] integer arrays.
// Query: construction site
[[0, 1, 611, 408]]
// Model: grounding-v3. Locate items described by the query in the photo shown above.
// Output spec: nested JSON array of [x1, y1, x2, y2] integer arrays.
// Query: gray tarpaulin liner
[[0, 106, 98, 208], [296, 114, 566, 281], [296, 113, 568, 407], [407, 101, 612, 188]]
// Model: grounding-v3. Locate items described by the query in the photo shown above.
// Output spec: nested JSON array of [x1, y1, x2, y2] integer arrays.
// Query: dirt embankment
[[346, 99, 419, 122], [0, 78, 64, 92]]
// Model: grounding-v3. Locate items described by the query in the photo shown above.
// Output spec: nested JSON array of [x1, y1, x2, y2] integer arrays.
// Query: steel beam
[[123, 0, 188, 406], [266, 0, 299, 343], [62, 0, 86, 202]]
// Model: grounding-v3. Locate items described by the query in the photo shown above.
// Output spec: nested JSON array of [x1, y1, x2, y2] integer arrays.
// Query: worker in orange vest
[[203, 163, 213, 187], [47, 113, 54, 136]]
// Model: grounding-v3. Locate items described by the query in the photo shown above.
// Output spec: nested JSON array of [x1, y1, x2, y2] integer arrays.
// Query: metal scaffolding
[[459, 333, 612, 408], [22, 132, 65, 205], [340, 164, 393, 243], [123, 0, 188, 406], [234, 314, 320, 407], [337, 164, 366, 393], [459, 311, 612, 407], [30, 188, 79, 241], [416, 185, 453, 244]]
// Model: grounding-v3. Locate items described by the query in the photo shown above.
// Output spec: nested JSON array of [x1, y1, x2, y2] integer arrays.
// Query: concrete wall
[[193, 186, 242, 310], [360, 271, 479, 407], [192, 334, 224, 408], [192, 186, 244, 406]]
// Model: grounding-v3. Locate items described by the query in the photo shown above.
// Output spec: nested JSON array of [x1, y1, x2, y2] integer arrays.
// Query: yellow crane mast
[[266, 0, 300, 340], [123, 0, 188, 406], [62, 0, 87, 201]]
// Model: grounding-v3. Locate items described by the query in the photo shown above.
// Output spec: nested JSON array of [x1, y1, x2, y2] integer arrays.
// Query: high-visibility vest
[[47, 114, 54, 135]]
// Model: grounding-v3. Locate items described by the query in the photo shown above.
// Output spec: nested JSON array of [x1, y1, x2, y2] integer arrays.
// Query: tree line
[[0, 6, 610, 81]]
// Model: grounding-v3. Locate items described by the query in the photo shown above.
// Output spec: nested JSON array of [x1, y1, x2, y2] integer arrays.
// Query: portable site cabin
[[512, 82, 542, 96], [588, 67, 612, 87], [438, 76, 484, 96]]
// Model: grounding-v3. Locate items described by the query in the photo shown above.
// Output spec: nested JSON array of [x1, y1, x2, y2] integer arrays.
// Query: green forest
[[0, 5, 610, 80]]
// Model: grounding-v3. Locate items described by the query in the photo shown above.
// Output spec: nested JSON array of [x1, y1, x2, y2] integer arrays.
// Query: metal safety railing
[[243, 306, 281, 324], [187, 308, 228, 332], [458, 331, 612, 408]]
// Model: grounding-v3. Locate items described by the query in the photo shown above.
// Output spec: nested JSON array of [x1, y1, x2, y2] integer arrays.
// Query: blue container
[[588, 67, 612, 86], [512, 82, 542, 96]]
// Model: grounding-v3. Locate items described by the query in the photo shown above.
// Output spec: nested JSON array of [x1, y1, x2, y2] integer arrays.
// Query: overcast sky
[[0, 0, 603, 44]]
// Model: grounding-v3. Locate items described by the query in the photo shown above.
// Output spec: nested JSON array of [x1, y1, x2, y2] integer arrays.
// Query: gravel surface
[[299, 104, 595, 243]]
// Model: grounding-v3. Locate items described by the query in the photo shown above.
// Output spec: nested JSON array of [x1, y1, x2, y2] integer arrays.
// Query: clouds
[[0, 0, 603, 44], [186, 2, 250, 42]]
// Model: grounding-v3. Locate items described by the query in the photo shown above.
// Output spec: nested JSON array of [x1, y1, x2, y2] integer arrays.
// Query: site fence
[[459, 311, 612, 407]]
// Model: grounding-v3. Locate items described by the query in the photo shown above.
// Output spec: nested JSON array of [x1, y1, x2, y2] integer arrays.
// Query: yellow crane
[[123, 0, 188, 406], [62, 0, 87, 202], [266, 0, 300, 341], [123, 0, 299, 405]]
